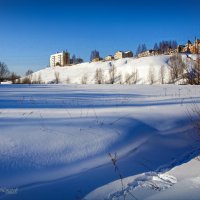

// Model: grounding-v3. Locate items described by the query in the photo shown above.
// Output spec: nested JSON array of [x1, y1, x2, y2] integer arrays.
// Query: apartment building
[[50, 51, 70, 67]]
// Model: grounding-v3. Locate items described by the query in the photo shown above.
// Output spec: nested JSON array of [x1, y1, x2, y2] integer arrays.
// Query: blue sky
[[0, 0, 200, 75]]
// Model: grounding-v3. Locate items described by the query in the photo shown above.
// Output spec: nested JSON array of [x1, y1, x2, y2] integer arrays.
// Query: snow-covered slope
[[85, 157, 200, 200], [0, 84, 200, 200], [29, 55, 172, 84]]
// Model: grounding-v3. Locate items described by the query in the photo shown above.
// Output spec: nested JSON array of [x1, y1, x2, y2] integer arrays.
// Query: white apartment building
[[50, 51, 70, 67]]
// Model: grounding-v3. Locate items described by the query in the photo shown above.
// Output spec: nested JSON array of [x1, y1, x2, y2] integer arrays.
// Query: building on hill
[[138, 50, 153, 57], [167, 48, 178, 55], [114, 51, 125, 59], [177, 38, 200, 54], [50, 51, 70, 67], [137, 38, 200, 58], [92, 57, 103, 62], [183, 40, 193, 53], [194, 39, 200, 54], [124, 51, 133, 58], [155, 49, 163, 55], [114, 50, 134, 59], [177, 45, 185, 53], [138, 49, 162, 58], [104, 55, 114, 61]]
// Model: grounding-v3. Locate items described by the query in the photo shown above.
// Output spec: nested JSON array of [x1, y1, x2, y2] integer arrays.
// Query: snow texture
[[0, 84, 200, 200]]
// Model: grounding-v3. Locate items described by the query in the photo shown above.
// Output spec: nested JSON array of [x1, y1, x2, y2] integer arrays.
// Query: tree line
[[136, 40, 178, 55], [90, 40, 178, 60], [0, 62, 35, 84]]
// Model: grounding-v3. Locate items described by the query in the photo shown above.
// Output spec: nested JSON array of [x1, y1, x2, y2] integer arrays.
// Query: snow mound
[[28, 55, 172, 84], [85, 157, 200, 200], [85, 170, 177, 200]]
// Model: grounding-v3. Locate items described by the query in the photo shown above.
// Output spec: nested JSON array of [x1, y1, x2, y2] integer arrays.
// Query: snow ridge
[[107, 173, 177, 200]]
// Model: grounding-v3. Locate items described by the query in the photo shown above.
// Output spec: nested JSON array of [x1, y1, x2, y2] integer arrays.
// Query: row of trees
[[0, 62, 21, 84], [88, 65, 138, 85], [0, 61, 35, 84], [92, 54, 200, 85], [89, 40, 178, 61], [71, 55, 84, 64], [147, 54, 200, 85], [136, 44, 148, 55], [154, 40, 178, 51], [135, 40, 178, 55], [90, 50, 100, 61], [168, 54, 200, 85], [0, 62, 10, 83]]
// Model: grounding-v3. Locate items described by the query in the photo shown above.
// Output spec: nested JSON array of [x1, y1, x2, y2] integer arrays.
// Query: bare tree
[[109, 65, 117, 84], [194, 57, 200, 84], [25, 69, 34, 76], [81, 74, 88, 84], [148, 65, 155, 84], [66, 77, 71, 84], [0, 62, 10, 83], [185, 56, 200, 85], [117, 73, 122, 84], [10, 72, 20, 84], [95, 68, 104, 84], [168, 54, 185, 83], [90, 50, 100, 61], [124, 69, 138, 84], [159, 65, 166, 84], [31, 74, 38, 84], [22, 77, 31, 84], [125, 73, 131, 84], [16, 78, 21, 84], [38, 73, 42, 84], [54, 71, 60, 84]]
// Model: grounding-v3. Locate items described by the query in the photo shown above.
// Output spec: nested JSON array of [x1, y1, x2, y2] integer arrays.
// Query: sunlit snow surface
[[0, 84, 200, 200]]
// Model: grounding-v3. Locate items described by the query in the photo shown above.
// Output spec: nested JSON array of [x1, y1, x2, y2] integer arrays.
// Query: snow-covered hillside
[[0, 84, 200, 200], [19, 54, 199, 85], [29, 55, 172, 84]]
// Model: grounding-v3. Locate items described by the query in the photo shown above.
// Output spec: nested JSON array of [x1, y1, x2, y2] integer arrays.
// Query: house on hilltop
[[138, 49, 162, 58], [92, 57, 103, 62], [184, 40, 194, 53], [50, 51, 70, 67], [104, 55, 114, 61], [177, 38, 200, 54], [114, 50, 134, 59], [114, 51, 125, 59], [194, 39, 200, 54], [177, 45, 185, 53], [124, 51, 133, 58]]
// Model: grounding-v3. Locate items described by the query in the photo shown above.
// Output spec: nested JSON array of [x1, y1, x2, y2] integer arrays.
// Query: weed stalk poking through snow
[[108, 152, 125, 200], [108, 153, 138, 200]]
